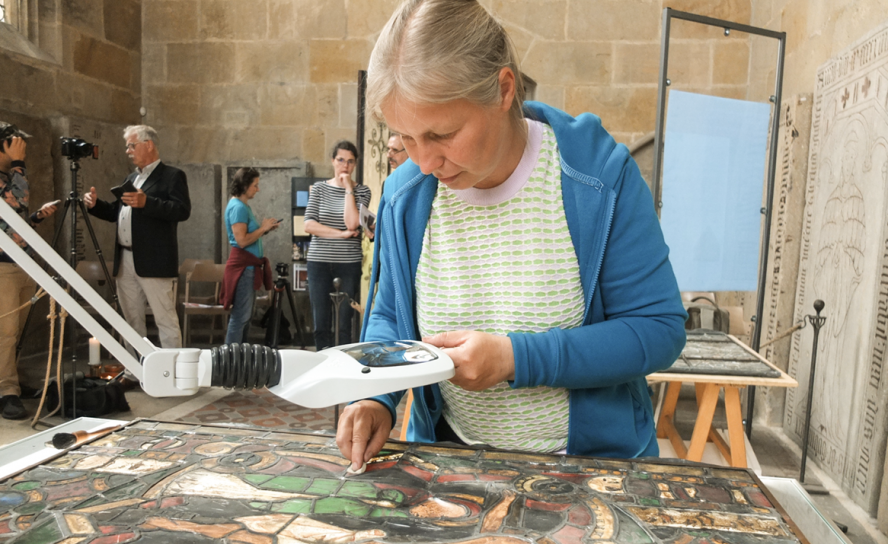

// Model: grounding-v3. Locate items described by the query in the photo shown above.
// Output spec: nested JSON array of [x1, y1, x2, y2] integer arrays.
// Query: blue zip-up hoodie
[[361, 101, 687, 458]]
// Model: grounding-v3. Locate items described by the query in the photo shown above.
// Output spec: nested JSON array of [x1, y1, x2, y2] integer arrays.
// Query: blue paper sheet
[[661, 90, 772, 292]]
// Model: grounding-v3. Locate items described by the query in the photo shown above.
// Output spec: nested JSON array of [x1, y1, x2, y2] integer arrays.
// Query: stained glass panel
[[0, 420, 808, 543]]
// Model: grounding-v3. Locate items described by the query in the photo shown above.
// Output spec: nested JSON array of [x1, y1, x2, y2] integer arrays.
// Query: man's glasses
[[387, 147, 406, 155], [125, 141, 145, 150], [335, 157, 356, 165]]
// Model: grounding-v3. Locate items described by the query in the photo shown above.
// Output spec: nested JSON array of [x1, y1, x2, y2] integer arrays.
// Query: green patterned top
[[415, 121, 584, 452]]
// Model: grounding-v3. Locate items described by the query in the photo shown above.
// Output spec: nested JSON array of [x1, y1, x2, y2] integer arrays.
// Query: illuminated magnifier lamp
[[0, 197, 453, 408]]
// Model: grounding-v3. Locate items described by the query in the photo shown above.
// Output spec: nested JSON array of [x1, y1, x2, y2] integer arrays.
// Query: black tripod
[[16, 157, 118, 418], [267, 262, 307, 349]]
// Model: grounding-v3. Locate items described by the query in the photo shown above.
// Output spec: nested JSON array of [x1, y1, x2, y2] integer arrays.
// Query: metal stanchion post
[[329, 277, 349, 431], [799, 299, 826, 485]]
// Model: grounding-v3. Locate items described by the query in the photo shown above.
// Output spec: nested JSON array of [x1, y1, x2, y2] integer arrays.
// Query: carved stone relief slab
[[785, 22, 888, 514], [758, 95, 812, 426]]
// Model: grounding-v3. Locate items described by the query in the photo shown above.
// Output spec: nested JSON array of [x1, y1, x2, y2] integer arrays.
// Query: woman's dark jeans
[[307, 261, 362, 351]]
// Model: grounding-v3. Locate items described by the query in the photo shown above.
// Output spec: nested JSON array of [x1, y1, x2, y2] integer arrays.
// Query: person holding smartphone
[[85, 125, 190, 362], [0, 123, 58, 419], [220, 167, 279, 344], [304, 141, 372, 350]]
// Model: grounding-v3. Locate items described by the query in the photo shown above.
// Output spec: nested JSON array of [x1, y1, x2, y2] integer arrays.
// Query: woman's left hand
[[422, 331, 515, 391]]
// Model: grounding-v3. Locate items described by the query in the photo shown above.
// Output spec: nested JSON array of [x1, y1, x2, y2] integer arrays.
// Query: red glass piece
[[542, 472, 590, 485], [437, 474, 475, 483], [91, 532, 136, 544], [526, 499, 571, 512], [402, 464, 434, 482], [160, 497, 185, 509], [567, 505, 591, 526], [552, 524, 585, 544], [365, 460, 398, 473], [746, 489, 773, 508]]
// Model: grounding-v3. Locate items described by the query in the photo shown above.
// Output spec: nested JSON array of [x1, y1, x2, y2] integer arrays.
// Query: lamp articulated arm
[[0, 197, 454, 408]]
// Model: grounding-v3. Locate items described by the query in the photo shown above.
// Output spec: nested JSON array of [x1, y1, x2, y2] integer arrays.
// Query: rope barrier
[[31, 297, 67, 429], [0, 288, 46, 321]]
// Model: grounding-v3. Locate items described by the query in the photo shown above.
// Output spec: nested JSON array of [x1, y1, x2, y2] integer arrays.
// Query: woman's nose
[[410, 144, 443, 175]]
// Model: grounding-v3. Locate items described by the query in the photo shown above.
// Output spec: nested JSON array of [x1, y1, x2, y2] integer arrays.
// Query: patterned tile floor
[[175, 388, 408, 440]]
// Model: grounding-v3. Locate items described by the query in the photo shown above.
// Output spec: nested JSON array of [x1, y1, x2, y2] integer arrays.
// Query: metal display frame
[[650, 8, 786, 437]]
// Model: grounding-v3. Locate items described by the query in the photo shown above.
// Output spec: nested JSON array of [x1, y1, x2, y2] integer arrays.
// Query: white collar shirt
[[117, 159, 161, 249]]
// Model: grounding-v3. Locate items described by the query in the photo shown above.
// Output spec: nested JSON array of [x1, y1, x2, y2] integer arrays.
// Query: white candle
[[88, 337, 101, 366]]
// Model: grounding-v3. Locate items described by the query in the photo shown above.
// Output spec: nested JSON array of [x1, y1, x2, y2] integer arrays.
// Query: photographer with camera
[[84, 125, 190, 363], [220, 167, 277, 344], [0, 123, 58, 419]]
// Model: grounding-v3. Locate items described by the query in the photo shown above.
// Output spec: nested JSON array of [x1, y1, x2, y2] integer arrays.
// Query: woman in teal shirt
[[224, 167, 278, 344]]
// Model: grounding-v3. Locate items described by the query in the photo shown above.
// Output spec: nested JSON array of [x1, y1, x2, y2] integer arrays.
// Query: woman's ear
[[498, 67, 517, 113]]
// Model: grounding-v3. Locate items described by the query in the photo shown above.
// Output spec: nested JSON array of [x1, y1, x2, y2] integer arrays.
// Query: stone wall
[[0, 0, 141, 126], [141, 0, 755, 175], [0, 0, 142, 356]]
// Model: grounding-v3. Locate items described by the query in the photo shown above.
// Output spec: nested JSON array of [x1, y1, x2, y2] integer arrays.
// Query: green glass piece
[[380, 488, 405, 504], [75, 496, 106, 509], [305, 479, 340, 496], [103, 479, 147, 499], [338, 481, 378, 499], [121, 450, 141, 456], [16, 501, 46, 515], [314, 497, 372, 516], [370, 507, 408, 518], [638, 498, 660, 506], [262, 476, 310, 492], [249, 502, 269, 510], [272, 499, 313, 514], [10, 517, 62, 544], [630, 472, 651, 480], [244, 474, 274, 486], [11, 482, 39, 491]]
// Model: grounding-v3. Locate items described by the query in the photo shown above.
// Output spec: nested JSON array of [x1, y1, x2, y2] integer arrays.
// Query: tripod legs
[[15, 190, 118, 420], [268, 278, 306, 350]]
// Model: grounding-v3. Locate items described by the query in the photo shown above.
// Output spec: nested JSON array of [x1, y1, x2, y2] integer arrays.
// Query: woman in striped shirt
[[304, 141, 371, 350]]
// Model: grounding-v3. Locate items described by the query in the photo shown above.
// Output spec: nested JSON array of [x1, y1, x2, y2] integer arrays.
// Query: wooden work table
[[651, 332, 797, 468]]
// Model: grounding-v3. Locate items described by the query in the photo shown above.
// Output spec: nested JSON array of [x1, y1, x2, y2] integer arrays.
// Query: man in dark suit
[[85, 125, 190, 350]]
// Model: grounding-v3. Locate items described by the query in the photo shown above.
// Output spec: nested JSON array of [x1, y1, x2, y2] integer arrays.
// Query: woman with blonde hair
[[337, 0, 686, 470]]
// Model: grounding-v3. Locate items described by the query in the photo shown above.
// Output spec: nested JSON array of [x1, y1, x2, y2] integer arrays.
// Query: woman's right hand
[[336, 400, 393, 471], [260, 217, 278, 233], [340, 229, 358, 239], [337, 172, 354, 190]]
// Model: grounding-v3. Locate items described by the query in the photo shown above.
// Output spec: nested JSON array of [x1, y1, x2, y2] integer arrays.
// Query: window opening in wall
[[0, 1, 7, 24]]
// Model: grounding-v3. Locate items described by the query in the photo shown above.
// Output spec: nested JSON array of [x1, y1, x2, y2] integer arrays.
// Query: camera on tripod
[[275, 262, 288, 278], [60, 137, 99, 160]]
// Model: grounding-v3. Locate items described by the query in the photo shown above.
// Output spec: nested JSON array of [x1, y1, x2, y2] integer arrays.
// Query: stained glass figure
[[0, 420, 807, 543]]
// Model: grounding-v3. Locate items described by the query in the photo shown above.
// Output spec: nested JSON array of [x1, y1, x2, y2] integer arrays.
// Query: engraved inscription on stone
[[786, 21, 888, 514]]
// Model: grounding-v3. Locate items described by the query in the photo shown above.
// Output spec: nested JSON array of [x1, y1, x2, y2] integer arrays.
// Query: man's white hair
[[123, 125, 159, 147]]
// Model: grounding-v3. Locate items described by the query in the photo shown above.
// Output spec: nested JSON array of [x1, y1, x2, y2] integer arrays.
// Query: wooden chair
[[178, 258, 214, 303], [182, 262, 230, 346]]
